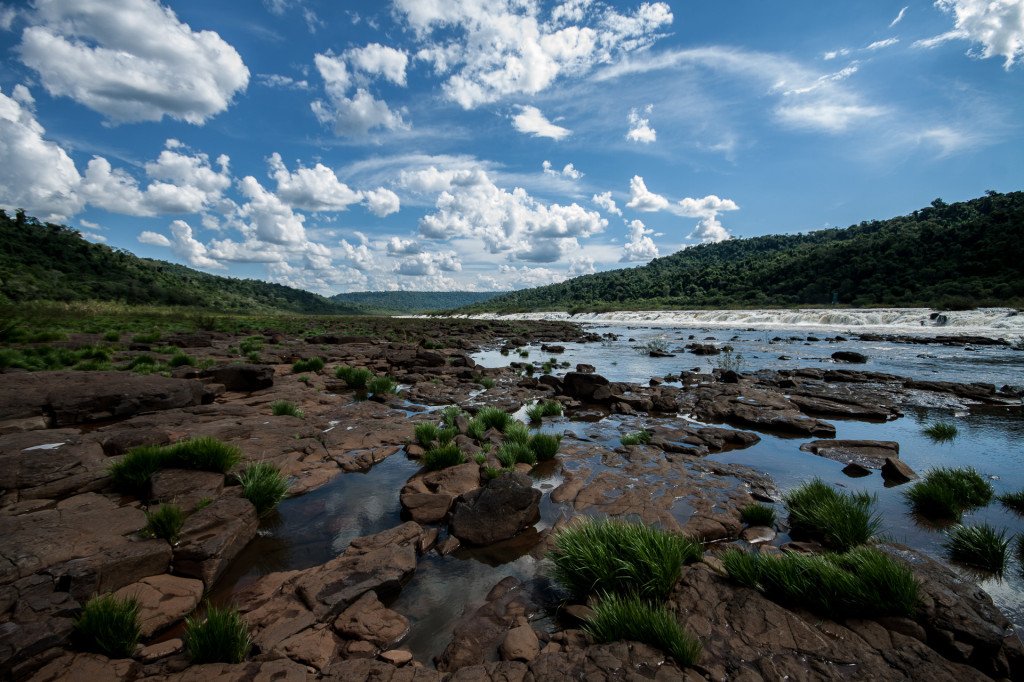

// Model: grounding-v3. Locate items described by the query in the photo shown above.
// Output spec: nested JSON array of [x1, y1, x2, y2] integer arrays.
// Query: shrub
[[145, 504, 185, 541], [944, 523, 1011, 573], [367, 375, 397, 396], [620, 430, 652, 446], [440, 405, 465, 428], [549, 518, 702, 601], [169, 437, 242, 473], [414, 422, 439, 447], [236, 462, 288, 516], [739, 503, 776, 527], [585, 593, 701, 666], [271, 400, 303, 418], [722, 546, 919, 618], [423, 443, 465, 471], [109, 446, 169, 496], [923, 422, 958, 442], [183, 604, 251, 664], [335, 365, 372, 388], [529, 433, 562, 461], [476, 406, 514, 433], [292, 357, 324, 373], [784, 479, 879, 551], [999, 490, 1024, 513], [74, 593, 141, 658], [497, 441, 536, 468], [168, 352, 195, 368], [905, 467, 994, 521]]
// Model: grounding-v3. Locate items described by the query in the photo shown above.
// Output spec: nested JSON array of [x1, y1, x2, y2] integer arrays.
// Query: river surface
[[212, 309, 1024, 663]]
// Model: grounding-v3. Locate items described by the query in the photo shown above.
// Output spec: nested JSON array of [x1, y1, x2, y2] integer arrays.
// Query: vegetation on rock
[[74, 594, 142, 658], [784, 479, 879, 551], [183, 604, 251, 664]]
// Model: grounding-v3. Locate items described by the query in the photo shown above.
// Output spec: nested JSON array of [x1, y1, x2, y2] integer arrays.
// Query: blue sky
[[1, 0, 1021, 294]]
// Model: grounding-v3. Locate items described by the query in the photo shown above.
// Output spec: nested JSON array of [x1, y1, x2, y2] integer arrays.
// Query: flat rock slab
[[0, 431, 108, 500], [113, 574, 203, 637], [150, 469, 225, 510], [800, 439, 900, 468], [333, 590, 410, 648], [173, 496, 257, 588]]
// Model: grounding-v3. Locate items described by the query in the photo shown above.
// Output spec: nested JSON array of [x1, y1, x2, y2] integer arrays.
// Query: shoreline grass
[[944, 523, 1011, 573], [784, 479, 879, 551], [585, 593, 701, 666], [270, 400, 303, 418], [905, 467, 993, 522], [423, 443, 465, 471], [183, 604, 251, 664], [739, 502, 776, 527], [144, 504, 185, 541], [620, 429, 652, 446], [923, 422, 958, 442], [237, 462, 288, 516], [74, 594, 142, 658]]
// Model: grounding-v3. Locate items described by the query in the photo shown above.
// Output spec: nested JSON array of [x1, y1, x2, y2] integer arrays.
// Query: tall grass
[[1000, 490, 1024, 514], [367, 375, 397, 396], [74, 594, 142, 658], [529, 433, 562, 461], [336, 365, 372, 388], [620, 430, 652, 446], [739, 503, 776, 527], [549, 518, 702, 601], [145, 504, 185, 541], [475, 406, 514, 433], [440, 405, 466, 428], [270, 400, 303, 418], [923, 422, 958, 442], [905, 467, 994, 521], [723, 546, 919, 618], [784, 479, 879, 551], [423, 443, 465, 471], [585, 593, 701, 666], [944, 523, 1011, 573], [466, 418, 487, 441], [414, 422, 439, 447], [236, 462, 288, 516], [183, 604, 251, 664], [168, 436, 242, 473], [109, 437, 241, 496], [502, 421, 531, 445], [292, 357, 324, 373], [497, 441, 536, 468], [109, 446, 168, 496], [526, 400, 563, 423]]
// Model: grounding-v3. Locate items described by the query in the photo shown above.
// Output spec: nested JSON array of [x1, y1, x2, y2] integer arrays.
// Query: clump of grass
[[549, 518, 702, 601], [476, 406, 514, 433], [436, 426, 458, 445], [336, 365, 372, 388], [944, 523, 1011, 573], [103, 331, 121, 342], [238, 337, 263, 354], [497, 441, 536, 468], [423, 443, 465, 471], [503, 421, 531, 445], [168, 351, 195, 368], [474, 453, 487, 465], [270, 400, 303, 418], [905, 467, 994, 521], [183, 604, 251, 664], [620, 430, 652, 446], [414, 422, 439, 447], [133, 331, 161, 344], [144, 504, 185, 541], [292, 357, 324, 373], [529, 433, 562, 461], [739, 503, 776, 527], [482, 465, 503, 480], [784, 479, 879, 551], [585, 593, 701, 666], [440, 405, 466, 428], [479, 377, 496, 389], [168, 436, 242, 473], [722, 546, 919, 618], [923, 422, 958, 442], [999, 490, 1024, 514], [367, 375, 397, 396], [236, 462, 288, 516], [526, 399, 563, 424], [74, 593, 142, 658], [109, 446, 168, 496], [466, 418, 487, 442]]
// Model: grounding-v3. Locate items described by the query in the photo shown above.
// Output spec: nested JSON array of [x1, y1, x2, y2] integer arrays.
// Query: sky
[[0, 0, 1022, 295]]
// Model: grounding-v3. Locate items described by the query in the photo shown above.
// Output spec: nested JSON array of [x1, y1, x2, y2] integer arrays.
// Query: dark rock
[[560, 372, 610, 402], [688, 343, 721, 355], [800, 440, 899, 469], [449, 474, 540, 546], [540, 345, 565, 353], [831, 351, 869, 363], [842, 462, 872, 477], [575, 363, 595, 374], [173, 496, 258, 588], [882, 457, 918, 484], [202, 363, 274, 392]]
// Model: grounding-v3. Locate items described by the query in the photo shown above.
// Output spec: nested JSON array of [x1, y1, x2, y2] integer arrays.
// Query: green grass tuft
[[145, 504, 185, 541], [168, 436, 242, 473], [270, 400, 303, 418], [475, 406, 514, 433], [237, 462, 288, 516], [502, 421, 531, 445], [529, 433, 562, 461], [739, 502, 776, 527], [168, 351, 195, 368], [367, 375, 397, 396], [74, 593, 142, 658], [292, 357, 324, 373], [335, 365, 372, 388], [620, 429, 652, 446], [999, 490, 1024, 514], [497, 440, 536, 467], [784, 479, 879, 551], [944, 523, 1011, 573], [423, 443, 465, 471], [109, 445, 169, 496], [479, 377, 496, 389], [905, 467, 994, 521], [549, 518, 702, 601], [722, 546, 919, 618], [923, 422, 958, 442], [585, 593, 701, 665], [466, 418, 487, 441], [414, 422, 439, 447], [440, 405, 465, 428], [183, 604, 251, 664]]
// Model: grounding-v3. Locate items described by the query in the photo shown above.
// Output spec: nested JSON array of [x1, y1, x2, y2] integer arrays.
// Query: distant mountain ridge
[[463, 191, 1024, 313], [330, 290, 505, 313]]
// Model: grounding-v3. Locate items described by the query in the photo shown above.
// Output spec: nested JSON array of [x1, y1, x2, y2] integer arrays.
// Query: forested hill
[[0, 211, 357, 314], [465, 191, 1024, 313], [330, 290, 505, 314]]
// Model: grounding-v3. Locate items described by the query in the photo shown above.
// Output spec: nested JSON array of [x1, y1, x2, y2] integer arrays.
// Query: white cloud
[[542, 160, 583, 178], [395, 0, 673, 108], [168, 219, 223, 269], [338, 238, 374, 270], [592, 191, 622, 216], [625, 175, 669, 211], [0, 85, 82, 221], [268, 152, 362, 212], [512, 105, 571, 139], [675, 194, 739, 243], [363, 187, 401, 217], [347, 43, 409, 86], [311, 87, 408, 137], [397, 250, 462, 276], [237, 176, 307, 244], [890, 6, 909, 27], [620, 218, 659, 262], [138, 230, 171, 246], [19, 0, 249, 124], [823, 48, 851, 60], [866, 37, 900, 50], [626, 104, 656, 143], [569, 255, 596, 275], [258, 74, 311, 90], [386, 237, 422, 255], [0, 5, 19, 31], [775, 102, 886, 132], [916, 0, 1024, 68], [497, 264, 567, 288]]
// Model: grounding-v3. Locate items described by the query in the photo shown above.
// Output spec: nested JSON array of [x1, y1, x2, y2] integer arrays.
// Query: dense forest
[[0, 210, 357, 314], [465, 191, 1024, 313], [330, 290, 505, 314]]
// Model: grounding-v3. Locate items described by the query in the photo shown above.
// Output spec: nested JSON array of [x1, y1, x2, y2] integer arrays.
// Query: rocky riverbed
[[1, 317, 1022, 680]]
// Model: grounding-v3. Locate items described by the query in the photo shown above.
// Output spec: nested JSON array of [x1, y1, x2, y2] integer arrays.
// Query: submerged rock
[[449, 473, 541, 546]]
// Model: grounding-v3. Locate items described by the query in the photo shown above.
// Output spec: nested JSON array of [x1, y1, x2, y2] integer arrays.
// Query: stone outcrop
[[449, 474, 540, 546], [173, 496, 258, 588]]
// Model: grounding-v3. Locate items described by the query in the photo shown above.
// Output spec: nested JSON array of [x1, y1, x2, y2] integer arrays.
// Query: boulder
[[499, 625, 540, 662], [832, 350, 869, 363], [800, 440, 900, 469], [449, 473, 540, 546], [400, 492, 452, 524], [173, 496, 258, 587], [202, 363, 274, 392], [882, 457, 918, 484], [113, 574, 204, 637], [333, 591, 410, 647], [150, 469, 225, 510], [560, 372, 610, 402]]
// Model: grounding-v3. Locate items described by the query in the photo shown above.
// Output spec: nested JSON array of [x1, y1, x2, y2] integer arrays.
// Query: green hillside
[[465, 191, 1024, 313], [330, 290, 506, 314], [0, 210, 357, 314]]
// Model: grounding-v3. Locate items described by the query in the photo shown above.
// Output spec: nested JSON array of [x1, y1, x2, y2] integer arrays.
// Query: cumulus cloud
[[258, 74, 311, 90], [625, 175, 669, 211], [347, 43, 409, 85], [396, 250, 462, 276], [363, 187, 401, 217], [915, 0, 1024, 68], [626, 104, 656, 143], [0, 86, 82, 220], [675, 194, 739, 243], [138, 230, 171, 247], [542, 160, 582, 179], [512, 106, 571, 139], [620, 218, 659, 261], [237, 176, 307, 244], [267, 152, 362, 212], [386, 237, 422, 255], [395, 0, 673, 108], [18, 0, 249, 124], [312, 52, 408, 137], [497, 264, 567, 288], [592, 191, 623, 216], [168, 219, 224, 269], [568, 256, 596, 276], [338, 238, 374, 270]]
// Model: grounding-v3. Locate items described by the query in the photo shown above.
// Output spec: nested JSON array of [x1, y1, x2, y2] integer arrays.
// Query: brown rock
[[400, 492, 453, 524], [334, 591, 410, 647], [437, 535, 461, 556], [449, 474, 541, 546], [499, 625, 540, 662], [800, 440, 900, 468], [150, 469, 224, 510], [113, 574, 203, 637], [138, 638, 184, 663], [279, 624, 340, 671], [423, 463, 480, 497], [173, 496, 258, 587], [201, 363, 274, 392], [21, 652, 140, 682], [882, 457, 918, 484], [379, 649, 413, 666]]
